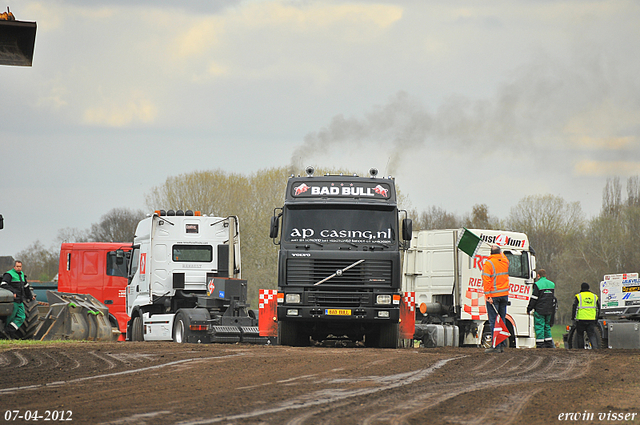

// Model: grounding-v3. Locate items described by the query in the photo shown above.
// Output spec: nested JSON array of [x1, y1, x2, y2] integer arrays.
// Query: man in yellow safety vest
[[571, 282, 600, 349]]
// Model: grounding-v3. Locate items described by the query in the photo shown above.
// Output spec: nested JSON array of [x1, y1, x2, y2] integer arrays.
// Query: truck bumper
[[277, 305, 399, 323]]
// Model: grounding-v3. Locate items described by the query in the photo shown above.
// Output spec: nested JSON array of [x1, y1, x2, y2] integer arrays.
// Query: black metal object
[[0, 20, 37, 66]]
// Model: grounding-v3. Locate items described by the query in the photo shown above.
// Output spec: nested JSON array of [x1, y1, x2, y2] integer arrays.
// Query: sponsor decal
[[473, 255, 490, 271], [291, 253, 311, 257], [468, 277, 484, 293], [510, 283, 531, 300], [479, 233, 526, 248], [140, 253, 146, 274], [289, 227, 392, 243], [207, 278, 215, 296], [291, 182, 391, 199], [186, 224, 199, 234]]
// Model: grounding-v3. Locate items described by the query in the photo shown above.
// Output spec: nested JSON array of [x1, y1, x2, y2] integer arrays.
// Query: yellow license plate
[[325, 309, 351, 316]]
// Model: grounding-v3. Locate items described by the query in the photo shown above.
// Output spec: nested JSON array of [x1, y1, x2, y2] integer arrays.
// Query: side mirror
[[116, 249, 125, 265], [402, 218, 413, 241], [269, 215, 280, 239], [0, 214, 3, 230]]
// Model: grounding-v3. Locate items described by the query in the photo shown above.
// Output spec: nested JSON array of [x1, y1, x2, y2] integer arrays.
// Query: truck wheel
[[131, 316, 144, 341], [173, 311, 191, 343], [481, 321, 513, 349], [568, 325, 602, 349], [378, 323, 399, 348], [16, 299, 40, 340]]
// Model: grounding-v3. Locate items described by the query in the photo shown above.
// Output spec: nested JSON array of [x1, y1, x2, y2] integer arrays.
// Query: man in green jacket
[[527, 269, 556, 348], [1, 261, 35, 339]]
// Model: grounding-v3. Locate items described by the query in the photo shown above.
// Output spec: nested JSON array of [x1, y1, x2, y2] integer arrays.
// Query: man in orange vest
[[483, 245, 510, 353]]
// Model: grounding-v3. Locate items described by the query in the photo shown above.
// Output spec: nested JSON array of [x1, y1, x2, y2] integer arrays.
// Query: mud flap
[[258, 289, 278, 338], [34, 292, 113, 341], [0, 20, 37, 66]]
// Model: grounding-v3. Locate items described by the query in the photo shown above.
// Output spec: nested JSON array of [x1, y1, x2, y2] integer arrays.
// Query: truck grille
[[287, 258, 392, 286], [307, 292, 370, 307]]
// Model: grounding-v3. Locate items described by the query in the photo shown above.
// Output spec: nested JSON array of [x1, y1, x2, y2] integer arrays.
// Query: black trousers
[[576, 320, 599, 349]]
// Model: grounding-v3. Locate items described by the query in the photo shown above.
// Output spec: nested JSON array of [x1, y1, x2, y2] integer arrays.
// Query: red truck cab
[[58, 243, 132, 341]]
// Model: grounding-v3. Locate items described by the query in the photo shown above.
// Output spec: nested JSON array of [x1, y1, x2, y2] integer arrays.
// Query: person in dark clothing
[[527, 269, 556, 348], [1, 261, 35, 339], [571, 282, 600, 349]]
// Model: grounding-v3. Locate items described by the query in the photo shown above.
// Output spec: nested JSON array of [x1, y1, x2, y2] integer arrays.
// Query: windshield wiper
[[314, 259, 365, 286]]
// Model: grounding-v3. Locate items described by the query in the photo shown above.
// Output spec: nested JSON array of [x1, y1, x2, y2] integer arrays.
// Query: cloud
[[83, 91, 157, 127], [575, 160, 640, 176]]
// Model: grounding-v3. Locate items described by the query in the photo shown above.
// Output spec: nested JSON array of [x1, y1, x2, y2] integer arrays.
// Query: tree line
[[8, 168, 640, 323]]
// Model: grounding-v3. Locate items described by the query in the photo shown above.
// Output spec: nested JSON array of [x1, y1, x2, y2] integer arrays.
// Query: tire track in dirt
[[0, 352, 250, 395], [272, 352, 596, 425], [173, 357, 463, 425]]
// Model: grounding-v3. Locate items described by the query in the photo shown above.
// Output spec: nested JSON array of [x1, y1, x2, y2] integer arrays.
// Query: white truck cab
[[403, 229, 537, 348], [126, 210, 259, 343]]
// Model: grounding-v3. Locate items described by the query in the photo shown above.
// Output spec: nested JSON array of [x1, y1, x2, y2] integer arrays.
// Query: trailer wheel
[[131, 316, 144, 341], [378, 323, 399, 349], [16, 299, 40, 340], [173, 312, 191, 344]]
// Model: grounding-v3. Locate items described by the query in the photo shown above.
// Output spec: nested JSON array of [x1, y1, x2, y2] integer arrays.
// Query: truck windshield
[[107, 251, 128, 278], [284, 206, 396, 245], [173, 245, 213, 262]]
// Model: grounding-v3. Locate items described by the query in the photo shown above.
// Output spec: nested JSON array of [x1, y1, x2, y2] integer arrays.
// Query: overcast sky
[[2, 0, 640, 257]]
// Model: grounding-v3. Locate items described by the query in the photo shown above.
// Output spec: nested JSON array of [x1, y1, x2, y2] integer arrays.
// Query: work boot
[[4, 323, 19, 340], [536, 341, 545, 348], [545, 340, 555, 348]]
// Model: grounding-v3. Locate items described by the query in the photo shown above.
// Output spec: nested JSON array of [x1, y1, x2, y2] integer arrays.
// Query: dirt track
[[1, 342, 639, 425]]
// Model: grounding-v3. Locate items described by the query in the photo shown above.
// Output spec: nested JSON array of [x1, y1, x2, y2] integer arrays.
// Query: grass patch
[[552, 324, 570, 348], [0, 339, 95, 350]]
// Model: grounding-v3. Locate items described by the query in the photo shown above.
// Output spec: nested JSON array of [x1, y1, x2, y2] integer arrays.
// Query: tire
[[568, 325, 602, 349], [173, 311, 191, 343], [131, 316, 144, 341], [481, 322, 492, 349], [377, 323, 399, 348], [481, 320, 514, 349], [16, 299, 40, 340]]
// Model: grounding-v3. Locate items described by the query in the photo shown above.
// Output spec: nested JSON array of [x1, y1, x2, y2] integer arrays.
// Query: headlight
[[377, 311, 390, 318], [286, 293, 301, 304], [287, 309, 299, 316], [376, 295, 392, 305]]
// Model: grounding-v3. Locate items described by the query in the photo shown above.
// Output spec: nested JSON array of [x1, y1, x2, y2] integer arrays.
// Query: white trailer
[[566, 272, 640, 349], [126, 210, 264, 344], [402, 229, 537, 348]]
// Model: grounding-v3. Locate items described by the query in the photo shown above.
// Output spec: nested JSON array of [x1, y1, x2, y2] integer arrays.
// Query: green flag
[[457, 228, 482, 258]]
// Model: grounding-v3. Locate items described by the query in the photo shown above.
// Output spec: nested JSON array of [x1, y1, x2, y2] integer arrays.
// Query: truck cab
[[403, 229, 537, 348], [58, 243, 132, 340], [126, 210, 260, 343], [270, 168, 412, 348]]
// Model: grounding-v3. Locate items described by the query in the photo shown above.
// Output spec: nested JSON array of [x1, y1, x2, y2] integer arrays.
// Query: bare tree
[[15, 241, 58, 282], [87, 208, 147, 243], [602, 177, 622, 217], [145, 167, 290, 305]]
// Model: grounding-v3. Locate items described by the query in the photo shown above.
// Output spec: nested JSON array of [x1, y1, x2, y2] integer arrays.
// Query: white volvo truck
[[126, 210, 264, 344], [402, 229, 537, 348]]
